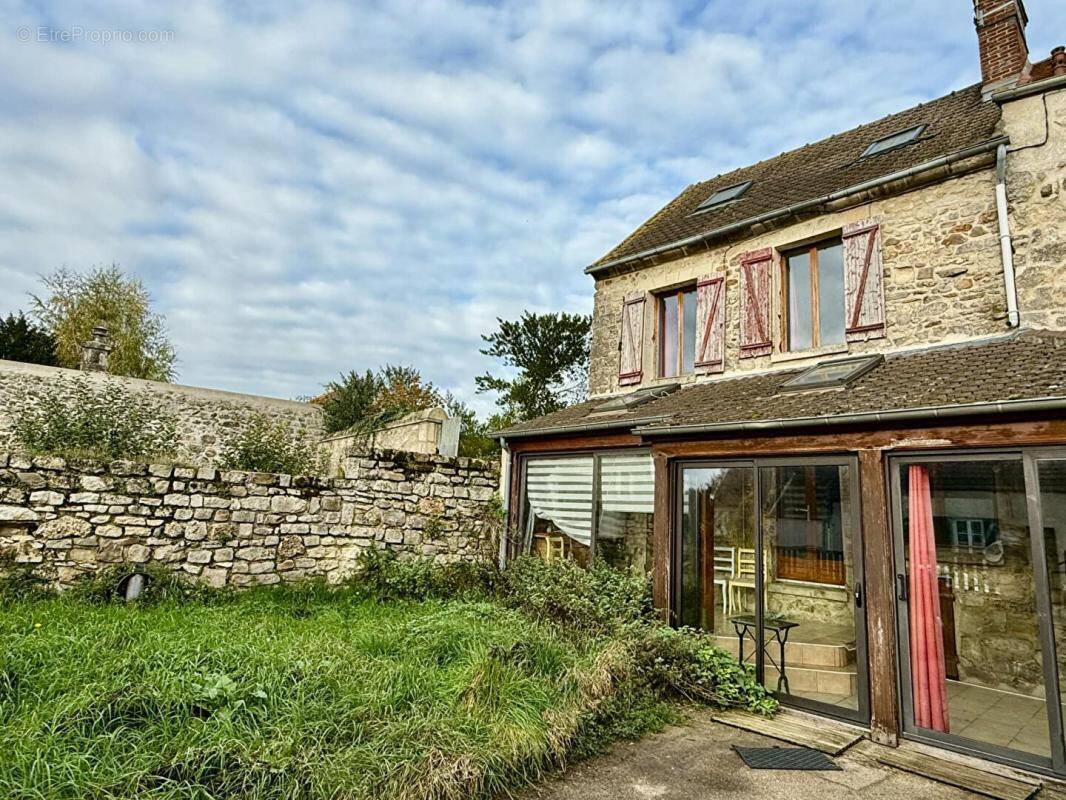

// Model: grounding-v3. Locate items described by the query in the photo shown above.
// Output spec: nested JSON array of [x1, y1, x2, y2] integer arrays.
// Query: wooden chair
[[712, 546, 735, 617], [728, 547, 758, 614], [544, 535, 565, 563]]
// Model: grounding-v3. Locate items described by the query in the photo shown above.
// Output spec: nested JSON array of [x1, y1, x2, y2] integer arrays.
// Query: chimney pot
[[1053, 46, 1066, 77], [80, 323, 113, 373]]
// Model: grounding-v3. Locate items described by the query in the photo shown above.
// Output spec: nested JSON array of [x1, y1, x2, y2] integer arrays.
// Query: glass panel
[[1038, 459, 1066, 755], [817, 240, 845, 346], [679, 466, 755, 634], [681, 289, 697, 375], [596, 453, 655, 579], [900, 459, 1050, 758], [523, 456, 594, 566], [787, 251, 812, 351], [760, 465, 857, 711], [660, 293, 678, 378]]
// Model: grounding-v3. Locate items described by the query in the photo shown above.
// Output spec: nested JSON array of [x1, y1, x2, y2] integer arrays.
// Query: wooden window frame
[[779, 235, 842, 353], [657, 285, 696, 378]]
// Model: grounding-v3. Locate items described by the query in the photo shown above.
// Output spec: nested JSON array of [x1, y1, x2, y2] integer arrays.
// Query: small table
[[729, 614, 799, 695]]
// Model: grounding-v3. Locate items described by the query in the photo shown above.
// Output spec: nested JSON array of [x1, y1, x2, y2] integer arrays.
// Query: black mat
[[733, 745, 842, 771]]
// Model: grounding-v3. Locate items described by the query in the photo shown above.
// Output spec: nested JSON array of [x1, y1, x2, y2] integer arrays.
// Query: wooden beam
[[858, 447, 899, 746], [506, 431, 643, 454], [652, 450, 672, 621]]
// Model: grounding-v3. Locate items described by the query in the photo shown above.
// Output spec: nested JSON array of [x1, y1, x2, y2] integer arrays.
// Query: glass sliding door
[[893, 454, 1060, 770], [595, 452, 655, 579], [523, 455, 594, 565], [760, 462, 864, 714], [677, 465, 755, 633], [675, 458, 867, 723]]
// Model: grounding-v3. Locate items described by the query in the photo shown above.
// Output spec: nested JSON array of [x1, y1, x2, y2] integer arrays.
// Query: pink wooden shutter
[[842, 219, 886, 341], [618, 292, 645, 386], [694, 275, 725, 374], [739, 248, 773, 358]]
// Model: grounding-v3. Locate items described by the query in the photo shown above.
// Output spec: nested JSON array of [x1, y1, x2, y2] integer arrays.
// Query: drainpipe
[[996, 143, 1021, 327]]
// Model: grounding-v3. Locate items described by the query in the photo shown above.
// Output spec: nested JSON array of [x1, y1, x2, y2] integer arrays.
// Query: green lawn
[[0, 591, 631, 800]]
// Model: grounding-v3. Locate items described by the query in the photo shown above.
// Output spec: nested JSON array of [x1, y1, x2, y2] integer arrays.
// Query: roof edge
[[635, 395, 1066, 437], [586, 136, 1008, 277], [493, 414, 669, 441]]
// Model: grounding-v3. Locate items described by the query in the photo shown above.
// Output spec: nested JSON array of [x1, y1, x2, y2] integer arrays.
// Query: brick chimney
[[1053, 46, 1066, 77], [973, 0, 1031, 88], [80, 324, 113, 372]]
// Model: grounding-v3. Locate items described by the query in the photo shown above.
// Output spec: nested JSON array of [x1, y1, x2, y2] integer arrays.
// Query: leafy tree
[[0, 311, 58, 366], [319, 369, 383, 434], [31, 265, 176, 381], [476, 311, 592, 422], [376, 364, 442, 418]]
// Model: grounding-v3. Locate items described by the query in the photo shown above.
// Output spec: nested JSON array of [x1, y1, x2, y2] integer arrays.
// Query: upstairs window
[[658, 286, 697, 377], [784, 237, 845, 352]]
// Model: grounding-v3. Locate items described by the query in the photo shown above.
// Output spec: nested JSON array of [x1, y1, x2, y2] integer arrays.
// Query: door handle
[[896, 573, 908, 602], [854, 582, 863, 608]]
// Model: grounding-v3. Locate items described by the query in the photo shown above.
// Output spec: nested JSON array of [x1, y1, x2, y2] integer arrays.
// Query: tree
[[319, 369, 383, 434], [476, 311, 592, 422], [0, 312, 58, 366], [31, 265, 176, 381]]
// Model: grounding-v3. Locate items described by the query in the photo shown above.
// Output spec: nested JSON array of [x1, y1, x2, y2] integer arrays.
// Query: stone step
[[765, 663, 859, 697], [711, 634, 856, 668]]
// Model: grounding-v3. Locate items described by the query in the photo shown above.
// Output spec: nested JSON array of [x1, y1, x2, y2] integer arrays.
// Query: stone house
[[498, 0, 1066, 779]]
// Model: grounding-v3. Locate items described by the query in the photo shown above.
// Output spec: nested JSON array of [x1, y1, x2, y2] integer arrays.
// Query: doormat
[[733, 745, 842, 771]]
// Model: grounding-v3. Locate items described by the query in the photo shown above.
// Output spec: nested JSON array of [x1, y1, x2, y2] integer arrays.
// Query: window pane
[[817, 241, 845, 346], [788, 251, 812, 351], [596, 453, 655, 578], [660, 293, 679, 377], [761, 464, 858, 711], [524, 456, 594, 566], [899, 459, 1049, 758], [679, 466, 755, 633], [1038, 459, 1066, 756], [682, 289, 697, 374]]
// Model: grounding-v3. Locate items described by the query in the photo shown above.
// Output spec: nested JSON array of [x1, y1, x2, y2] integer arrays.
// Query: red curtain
[[908, 464, 950, 733]]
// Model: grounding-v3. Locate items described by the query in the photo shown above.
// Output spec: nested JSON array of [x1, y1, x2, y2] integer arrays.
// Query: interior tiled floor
[[943, 680, 1051, 758]]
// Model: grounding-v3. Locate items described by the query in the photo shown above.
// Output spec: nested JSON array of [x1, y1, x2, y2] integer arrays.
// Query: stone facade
[[0, 359, 325, 466], [589, 164, 1010, 398], [0, 450, 499, 589], [1000, 87, 1066, 331]]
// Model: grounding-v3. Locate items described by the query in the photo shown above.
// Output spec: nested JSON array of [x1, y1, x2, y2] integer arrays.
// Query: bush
[[12, 377, 177, 461], [0, 556, 55, 604], [68, 563, 229, 605], [218, 413, 322, 475]]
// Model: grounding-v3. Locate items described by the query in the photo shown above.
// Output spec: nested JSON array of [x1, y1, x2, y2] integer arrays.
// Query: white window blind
[[599, 453, 655, 513], [525, 456, 594, 545]]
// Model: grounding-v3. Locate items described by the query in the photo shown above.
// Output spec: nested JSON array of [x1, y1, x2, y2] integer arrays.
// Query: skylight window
[[592, 384, 680, 414], [777, 355, 883, 393], [694, 181, 752, 212], [860, 125, 925, 159]]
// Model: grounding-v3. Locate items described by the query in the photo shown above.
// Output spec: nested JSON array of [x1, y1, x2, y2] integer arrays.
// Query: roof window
[[777, 354, 883, 393], [694, 180, 752, 212], [591, 384, 680, 414], [860, 125, 925, 158]]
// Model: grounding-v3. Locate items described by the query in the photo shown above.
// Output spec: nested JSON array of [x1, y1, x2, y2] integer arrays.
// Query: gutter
[[495, 414, 669, 441], [991, 73, 1066, 104], [995, 143, 1021, 327], [634, 396, 1066, 437], [586, 137, 1008, 276]]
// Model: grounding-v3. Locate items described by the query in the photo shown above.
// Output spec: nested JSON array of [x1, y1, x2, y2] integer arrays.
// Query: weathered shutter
[[739, 248, 773, 358], [618, 292, 645, 386], [694, 275, 725, 374], [842, 219, 886, 341]]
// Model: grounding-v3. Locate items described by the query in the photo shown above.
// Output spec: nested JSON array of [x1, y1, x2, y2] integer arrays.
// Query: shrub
[[68, 563, 228, 605], [12, 377, 177, 461], [218, 413, 322, 475], [0, 556, 55, 604]]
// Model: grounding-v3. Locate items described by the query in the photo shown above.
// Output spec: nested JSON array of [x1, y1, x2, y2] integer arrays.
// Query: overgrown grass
[[0, 555, 775, 800], [0, 591, 634, 799]]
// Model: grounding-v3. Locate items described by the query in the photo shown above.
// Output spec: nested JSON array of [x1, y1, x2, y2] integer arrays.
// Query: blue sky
[[2, 1, 1064, 413]]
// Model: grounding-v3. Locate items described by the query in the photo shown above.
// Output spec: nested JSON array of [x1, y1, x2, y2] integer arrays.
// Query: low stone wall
[[0, 359, 325, 466], [0, 451, 499, 589]]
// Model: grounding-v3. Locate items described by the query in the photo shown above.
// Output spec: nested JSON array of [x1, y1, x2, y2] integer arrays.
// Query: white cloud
[[2, 0, 1064, 415]]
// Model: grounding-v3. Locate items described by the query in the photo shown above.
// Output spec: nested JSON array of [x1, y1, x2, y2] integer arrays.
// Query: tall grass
[[0, 591, 635, 800]]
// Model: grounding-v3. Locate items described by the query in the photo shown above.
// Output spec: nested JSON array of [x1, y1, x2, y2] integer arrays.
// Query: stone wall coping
[[0, 359, 316, 411]]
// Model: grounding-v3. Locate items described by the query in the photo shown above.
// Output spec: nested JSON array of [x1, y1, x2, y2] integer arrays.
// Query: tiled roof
[[591, 84, 1002, 271], [497, 331, 1066, 439]]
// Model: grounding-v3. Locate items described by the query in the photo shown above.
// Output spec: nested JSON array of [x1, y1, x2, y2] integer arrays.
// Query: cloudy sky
[[2, 1, 1064, 412]]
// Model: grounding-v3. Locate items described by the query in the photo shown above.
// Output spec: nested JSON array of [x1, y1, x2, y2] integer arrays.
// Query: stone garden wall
[[0, 450, 499, 589], [0, 359, 325, 466]]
